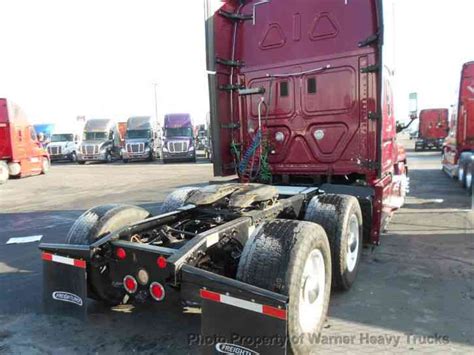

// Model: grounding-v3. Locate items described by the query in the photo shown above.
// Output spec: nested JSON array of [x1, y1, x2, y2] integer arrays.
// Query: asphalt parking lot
[[0, 146, 473, 354]]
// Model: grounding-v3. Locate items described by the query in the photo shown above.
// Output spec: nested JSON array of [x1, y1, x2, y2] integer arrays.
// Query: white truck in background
[[47, 120, 85, 163]]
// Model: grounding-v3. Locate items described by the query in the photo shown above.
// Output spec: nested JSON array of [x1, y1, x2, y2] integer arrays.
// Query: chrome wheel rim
[[458, 166, 464, 182], [466, 170, 472, 189], [346, 214, 360, 273], [299, 249, 325, 333], [0, 163, 8, 182]]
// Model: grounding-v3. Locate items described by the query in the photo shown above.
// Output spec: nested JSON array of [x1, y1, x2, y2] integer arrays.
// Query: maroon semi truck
[[415, 109, 449, 151], [39, 1, 410, 354], [442, 61, 474, 192]]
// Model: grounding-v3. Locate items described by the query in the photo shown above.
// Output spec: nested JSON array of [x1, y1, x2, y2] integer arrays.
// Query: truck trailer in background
[[0, 99, 50, 184], [443, 61, 474, 192], [161, 113, 196, 163], [39, 1, 413, 354], [415, 108, 449, 151], [77, 119, 119, 164], [122, 116, 160, 163]]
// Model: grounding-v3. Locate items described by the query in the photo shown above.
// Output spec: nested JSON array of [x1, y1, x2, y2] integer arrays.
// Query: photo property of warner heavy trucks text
[[39, 1, 411, 354]]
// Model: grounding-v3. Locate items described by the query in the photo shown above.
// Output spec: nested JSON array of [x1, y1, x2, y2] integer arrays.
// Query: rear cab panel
[[416, 109, 449, 149], [419, 109, 449, 140], [212, 0, 382, 177]]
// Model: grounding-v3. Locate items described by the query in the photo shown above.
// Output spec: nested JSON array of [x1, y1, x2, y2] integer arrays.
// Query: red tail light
[[149, 282, 165, 301], [116, 248, 127, 260], [123, 275, 138, 294], [157, 256, 167, 269]]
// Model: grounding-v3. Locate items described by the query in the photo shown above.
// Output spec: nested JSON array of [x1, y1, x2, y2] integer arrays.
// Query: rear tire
[[159, 187, 199, 214], [123, 159, 129, 164], [148, 151, 155, 162], [465, 162, 473, 194], [237, 220, 331, 355], [66, 204, 151, 304], [304, 194, 363, 291], [0, 161, 8, 184], [78, 161, 86, 165]]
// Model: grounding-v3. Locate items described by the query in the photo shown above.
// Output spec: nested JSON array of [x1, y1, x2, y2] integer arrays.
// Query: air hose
[[238, 131, 262, 176]]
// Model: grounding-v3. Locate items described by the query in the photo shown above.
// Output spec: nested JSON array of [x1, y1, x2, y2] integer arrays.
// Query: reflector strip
[[200, 289, 287, 320], [42, 252, 86, 269]]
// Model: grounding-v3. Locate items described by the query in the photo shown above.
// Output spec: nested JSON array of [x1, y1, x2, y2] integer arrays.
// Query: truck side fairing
[[443, 61, 474, 174]]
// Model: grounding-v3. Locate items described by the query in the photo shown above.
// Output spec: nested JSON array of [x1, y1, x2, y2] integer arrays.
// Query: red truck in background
[[415, 109, 449, 151], [0, 99, 50, 184], [442, 61, 474, 192]]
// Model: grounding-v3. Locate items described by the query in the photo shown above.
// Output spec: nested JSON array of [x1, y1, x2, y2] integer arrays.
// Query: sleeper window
[[280, 81, 289, 97], [307, 77, 317, 94]]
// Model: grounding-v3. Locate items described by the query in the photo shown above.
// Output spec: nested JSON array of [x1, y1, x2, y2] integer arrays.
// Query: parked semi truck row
[[40, 1, 412, 354], [443, 61, 474, 193], [0, 99, 50, 184], [415, 108, 449, 151], [122, 116, 161, 163]]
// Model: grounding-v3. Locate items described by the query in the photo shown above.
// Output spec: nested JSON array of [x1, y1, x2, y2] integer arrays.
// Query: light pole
[[153, 83, 159, 123]]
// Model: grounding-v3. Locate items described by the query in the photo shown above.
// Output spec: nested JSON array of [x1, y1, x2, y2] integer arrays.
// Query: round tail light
[[123, 275, 138, 294], [116, 248, 127, 260], [157, 256, 167, 269], [149, 282, 165, 301]]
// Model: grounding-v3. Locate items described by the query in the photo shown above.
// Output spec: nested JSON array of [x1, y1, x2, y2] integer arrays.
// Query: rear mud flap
[[42, 252, 88, 319], [181, 265, 288, 355]]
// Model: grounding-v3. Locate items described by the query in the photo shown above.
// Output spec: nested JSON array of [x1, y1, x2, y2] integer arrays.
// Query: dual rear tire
[[237, 220, 331, 355], [304, 194, 363, 291], [236, 196, 363, 353]]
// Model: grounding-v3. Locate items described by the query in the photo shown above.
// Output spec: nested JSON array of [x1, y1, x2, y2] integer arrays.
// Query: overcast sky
[[0, 0, 472, 126]]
